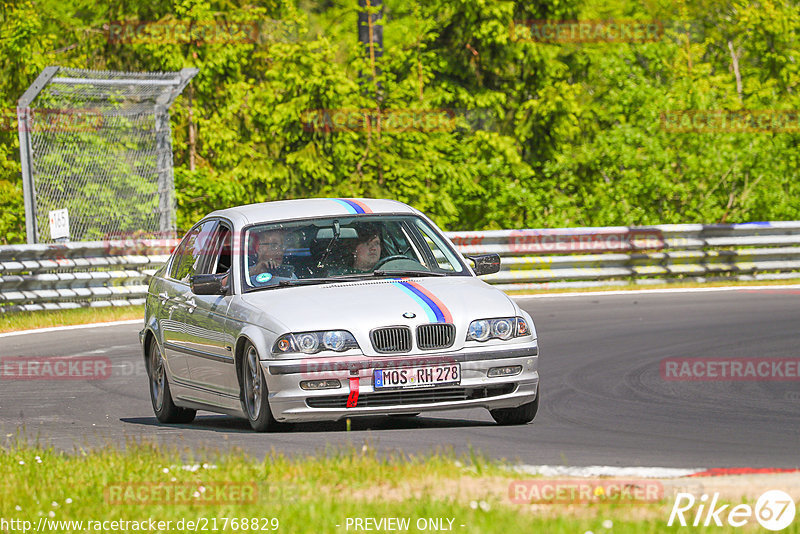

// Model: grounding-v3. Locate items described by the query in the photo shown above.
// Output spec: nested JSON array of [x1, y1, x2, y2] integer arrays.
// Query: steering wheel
[[373, 255, 409, 269]]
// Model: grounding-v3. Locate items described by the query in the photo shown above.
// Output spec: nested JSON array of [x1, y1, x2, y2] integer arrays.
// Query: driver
[[250, 229, 295, 284]]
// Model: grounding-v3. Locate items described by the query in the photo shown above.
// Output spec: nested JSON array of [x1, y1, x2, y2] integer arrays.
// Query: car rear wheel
[[148, 338, 196, 424], [242, 341, 279, 432], [489, 388, 539, 425]]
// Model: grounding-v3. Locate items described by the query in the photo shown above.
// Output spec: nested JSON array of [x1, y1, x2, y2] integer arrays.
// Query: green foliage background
[[1, 0, 799, 243]]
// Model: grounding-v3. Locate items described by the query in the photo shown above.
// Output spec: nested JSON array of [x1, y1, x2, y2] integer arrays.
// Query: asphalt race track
[[1, 288, 799, 468]]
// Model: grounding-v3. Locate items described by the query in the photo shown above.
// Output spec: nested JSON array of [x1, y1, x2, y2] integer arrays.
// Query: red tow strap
[[346, 376, 360, 407]]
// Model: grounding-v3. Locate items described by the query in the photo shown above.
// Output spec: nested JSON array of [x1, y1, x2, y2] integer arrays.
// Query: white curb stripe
[[0, 319, 142, 338], [513, 284, 800, 300], [511, 465, 703, 478]]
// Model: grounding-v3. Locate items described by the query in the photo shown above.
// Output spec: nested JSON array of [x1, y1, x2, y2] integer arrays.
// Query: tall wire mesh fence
[[17, 67, 197, 243]]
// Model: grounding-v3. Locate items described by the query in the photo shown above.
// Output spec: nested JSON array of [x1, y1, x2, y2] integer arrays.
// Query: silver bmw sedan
[[140, 198, 539, 431]]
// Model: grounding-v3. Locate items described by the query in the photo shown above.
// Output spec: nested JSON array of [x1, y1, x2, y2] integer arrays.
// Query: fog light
[[487, 365, 522, 378], [299, 379, 341, 390]]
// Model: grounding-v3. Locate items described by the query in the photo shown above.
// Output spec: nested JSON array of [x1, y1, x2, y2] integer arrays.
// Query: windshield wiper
[[316, 220, 340, 269], [246, 274, 375, 292], [373, 270, 446, 277]]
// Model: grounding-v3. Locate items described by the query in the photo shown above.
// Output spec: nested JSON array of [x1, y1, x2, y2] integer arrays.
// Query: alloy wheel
[[149, 343, 165, 412], [244, 346, 262, 420]]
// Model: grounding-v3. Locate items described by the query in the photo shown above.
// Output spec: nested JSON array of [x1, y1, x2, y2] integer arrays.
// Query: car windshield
[[241, 215, 468, 291]]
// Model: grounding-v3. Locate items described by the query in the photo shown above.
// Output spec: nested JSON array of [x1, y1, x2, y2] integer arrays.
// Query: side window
[[395, 224, 424, 263], [169, 228, 200, 281], [206, 225, 232, 275], [168, 221, 218, 283], [413, 220, 463, 273]]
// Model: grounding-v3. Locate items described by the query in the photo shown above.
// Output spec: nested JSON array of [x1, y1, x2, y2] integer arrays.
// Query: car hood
[[238, 276, 518, 354]]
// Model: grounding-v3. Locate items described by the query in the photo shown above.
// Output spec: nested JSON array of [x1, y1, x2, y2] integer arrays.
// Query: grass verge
[[1, 439, 794, 533], [0, 306, 144, 333]]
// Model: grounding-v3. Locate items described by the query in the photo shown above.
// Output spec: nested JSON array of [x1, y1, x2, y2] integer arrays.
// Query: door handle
[[159, 292, 168, 304], [185, 297, 197, 313]]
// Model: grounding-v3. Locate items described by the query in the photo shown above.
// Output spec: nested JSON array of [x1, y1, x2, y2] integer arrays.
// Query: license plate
[[373, 364, 461, 390]]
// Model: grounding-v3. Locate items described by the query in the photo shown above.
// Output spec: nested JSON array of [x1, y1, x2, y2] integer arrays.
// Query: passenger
[[351, 224, 382, 272]]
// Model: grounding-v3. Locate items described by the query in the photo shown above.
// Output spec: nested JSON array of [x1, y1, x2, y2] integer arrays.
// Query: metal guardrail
[[2, 222, 800, 313], [447, 221, 800, 291], [0, 240, 173, 313]]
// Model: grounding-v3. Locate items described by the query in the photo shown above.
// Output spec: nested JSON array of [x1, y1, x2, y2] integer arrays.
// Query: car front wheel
[[241, 341, 279, 432], [148, 338, 196, 424], [489, 387, 539, 425]]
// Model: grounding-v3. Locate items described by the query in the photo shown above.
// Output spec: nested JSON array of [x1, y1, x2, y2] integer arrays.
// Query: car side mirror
[[466, 254, 501, 276], [190, 273, 228, 295]]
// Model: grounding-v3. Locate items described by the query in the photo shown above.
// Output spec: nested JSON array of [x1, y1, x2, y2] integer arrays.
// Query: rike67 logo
[[668, 490, 796, 531]]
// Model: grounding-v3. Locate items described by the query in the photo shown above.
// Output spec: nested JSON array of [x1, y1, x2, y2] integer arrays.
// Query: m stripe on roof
[[333, 198, 372, 214]]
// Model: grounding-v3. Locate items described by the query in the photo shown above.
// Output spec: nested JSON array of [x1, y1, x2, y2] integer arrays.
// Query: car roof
[[206, 198, 421, 228]]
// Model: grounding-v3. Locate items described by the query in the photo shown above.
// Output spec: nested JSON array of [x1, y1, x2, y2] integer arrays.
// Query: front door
[[184, 223, 240, 405], [160, 221, 216, 383]]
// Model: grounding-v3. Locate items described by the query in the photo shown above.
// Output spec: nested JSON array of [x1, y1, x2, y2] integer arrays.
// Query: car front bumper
[[263, 344, 539, 422]]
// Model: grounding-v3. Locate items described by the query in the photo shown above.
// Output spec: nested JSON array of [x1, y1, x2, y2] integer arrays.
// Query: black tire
[[489, 388, 539, 426], [148, 338, 196, 424], [241, 341, 279, 432]]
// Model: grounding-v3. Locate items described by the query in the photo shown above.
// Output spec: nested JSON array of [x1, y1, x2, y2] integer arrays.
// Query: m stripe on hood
[[392, 280, 453, 323]]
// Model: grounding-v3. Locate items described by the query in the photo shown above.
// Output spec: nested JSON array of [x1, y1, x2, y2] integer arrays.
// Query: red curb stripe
[[688, 467, 800, 477], [740, 289, 800, 294]]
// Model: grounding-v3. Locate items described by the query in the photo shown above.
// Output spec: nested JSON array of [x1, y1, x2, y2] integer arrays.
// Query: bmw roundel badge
[[402, 312, 416, 319]]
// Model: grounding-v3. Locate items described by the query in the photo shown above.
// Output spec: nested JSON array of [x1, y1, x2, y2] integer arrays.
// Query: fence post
[[17, 66, 60, 244]]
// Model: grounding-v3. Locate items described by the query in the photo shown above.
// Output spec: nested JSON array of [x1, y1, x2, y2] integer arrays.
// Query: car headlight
[[466, 317, 531, 342], [322, 330, 347, 351], [467, 319, 491, 341], [492, 318, 513, 339], [273, 330, 359, 355]]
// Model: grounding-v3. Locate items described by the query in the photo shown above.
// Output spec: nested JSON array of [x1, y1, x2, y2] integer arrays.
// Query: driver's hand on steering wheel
[[255, 260, 281, 272]]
